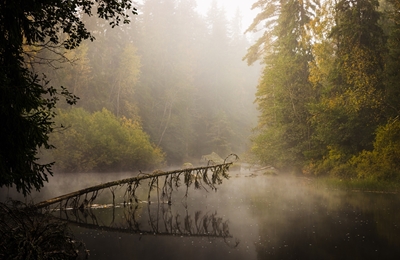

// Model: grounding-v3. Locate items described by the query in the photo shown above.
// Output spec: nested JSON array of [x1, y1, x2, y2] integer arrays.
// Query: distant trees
[[129, 0, 259, 163], [0, 0, 136, 195], [14, 0, 259, 178], [249, 0, 400, 180], [1, 0, 260, 196]]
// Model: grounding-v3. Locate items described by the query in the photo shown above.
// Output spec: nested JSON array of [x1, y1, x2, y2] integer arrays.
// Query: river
[[2, 168, 400, 259]]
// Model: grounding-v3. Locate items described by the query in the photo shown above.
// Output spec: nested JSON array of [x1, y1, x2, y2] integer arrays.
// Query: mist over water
[[4, 169, 399, 259]]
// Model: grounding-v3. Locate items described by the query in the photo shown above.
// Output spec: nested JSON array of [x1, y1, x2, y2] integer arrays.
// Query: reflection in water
[[62, 174, 400, 259], [54, 203, 237, 242], [4, 170, 400, 259], [68, 202, 245, 260], [246, 176, 400, 260]]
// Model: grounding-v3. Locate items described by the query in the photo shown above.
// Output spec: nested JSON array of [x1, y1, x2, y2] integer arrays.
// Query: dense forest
[[248, 0, 400, 181], [31, 0, 260, 172], [6, 0, 399, 182]]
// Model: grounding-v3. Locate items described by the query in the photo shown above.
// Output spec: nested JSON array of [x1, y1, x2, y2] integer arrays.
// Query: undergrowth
[[0, 200, 88, 260]]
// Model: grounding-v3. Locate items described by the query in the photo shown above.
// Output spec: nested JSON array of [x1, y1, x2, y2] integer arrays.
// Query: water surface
[[3, 171, 400, 259]]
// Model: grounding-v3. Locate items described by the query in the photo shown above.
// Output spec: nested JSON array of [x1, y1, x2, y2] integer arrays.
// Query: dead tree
[[35, 158, 237, 210]]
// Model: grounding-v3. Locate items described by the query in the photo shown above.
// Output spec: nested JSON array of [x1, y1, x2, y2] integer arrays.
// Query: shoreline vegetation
[[310, 176, 400, 194], [0, 201, 88, 260], [254, 168, 400, 193]]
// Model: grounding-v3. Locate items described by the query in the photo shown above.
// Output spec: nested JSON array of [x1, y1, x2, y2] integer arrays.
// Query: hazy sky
[[195, 0, 258, 31]]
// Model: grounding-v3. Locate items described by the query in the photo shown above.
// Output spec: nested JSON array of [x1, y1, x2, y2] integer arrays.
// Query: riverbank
[[312, 177, 400, 194]]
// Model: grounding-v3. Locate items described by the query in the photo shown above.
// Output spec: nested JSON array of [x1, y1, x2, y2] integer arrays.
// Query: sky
[[195, 0, 258, 32]]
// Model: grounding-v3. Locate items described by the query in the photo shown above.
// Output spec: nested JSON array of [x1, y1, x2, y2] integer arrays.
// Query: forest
[[2, 1, 400, 257], [28, 0, 260, 173], [248, 0, 400, 182], [3, 0, 399, 190]]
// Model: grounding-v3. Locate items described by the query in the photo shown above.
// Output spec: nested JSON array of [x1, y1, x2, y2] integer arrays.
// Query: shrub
[[351, 119, 400, 181], [50, 108, 165, 172]]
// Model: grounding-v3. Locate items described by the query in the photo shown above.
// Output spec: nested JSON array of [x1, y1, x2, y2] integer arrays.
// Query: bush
[[351, 119, 400, 181], [50, 108, 165, 172], [308, 146, 357, 178]]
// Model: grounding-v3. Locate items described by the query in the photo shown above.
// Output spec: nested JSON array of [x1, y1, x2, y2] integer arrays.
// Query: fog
[[32, 0, 261, 174], [4, 1, 400, 259]]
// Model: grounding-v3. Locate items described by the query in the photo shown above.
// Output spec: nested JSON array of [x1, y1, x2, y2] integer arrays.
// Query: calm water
[[3, 170, 400, 259]]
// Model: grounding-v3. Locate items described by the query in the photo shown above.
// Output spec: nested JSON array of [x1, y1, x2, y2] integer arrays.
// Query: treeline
[[32, 0, 259, 172], [248, 0, 400, 181]]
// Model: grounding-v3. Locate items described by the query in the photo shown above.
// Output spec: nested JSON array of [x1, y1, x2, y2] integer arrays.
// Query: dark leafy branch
[[1, 0, 137, 195]]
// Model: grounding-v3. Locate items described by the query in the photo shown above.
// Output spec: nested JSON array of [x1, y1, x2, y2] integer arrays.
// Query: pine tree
[[249, 0, 318, 171]]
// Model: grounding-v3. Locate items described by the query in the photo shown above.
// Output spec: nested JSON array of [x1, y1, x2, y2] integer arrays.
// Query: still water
[[4, 169, 400, 259]]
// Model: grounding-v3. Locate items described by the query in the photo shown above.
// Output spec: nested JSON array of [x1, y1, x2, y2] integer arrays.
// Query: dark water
[[3, 171, 400, 259]]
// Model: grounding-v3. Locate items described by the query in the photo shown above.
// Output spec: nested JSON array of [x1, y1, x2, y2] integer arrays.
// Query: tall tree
[[383, 0, 400, 117], [0, 0, 136, 195], [312, 0, 386, 161], [244, 0, 281, 65], [249, 0, 318, 171], [192, 1, 236, 157], [109, 44, 141, 117], [136, 0, 201, 163]]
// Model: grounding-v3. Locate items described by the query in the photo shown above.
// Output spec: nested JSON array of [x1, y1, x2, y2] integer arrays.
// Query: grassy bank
[[312, 177, 400, 193]]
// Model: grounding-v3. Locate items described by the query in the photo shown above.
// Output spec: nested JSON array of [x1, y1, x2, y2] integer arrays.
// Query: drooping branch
[[35, 161, 234, 209]]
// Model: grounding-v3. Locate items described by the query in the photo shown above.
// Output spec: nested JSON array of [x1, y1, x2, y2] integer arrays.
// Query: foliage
[[50, 108, 165, 172], [248, 0, 400, 180], [0, 201, 87, 259], [4, 0, 260, 180], [0, 0, 136, 195], [350, 119, 400, 181], [383, 0, 400, 117], [244, 0, 281, 65], [306, 0, 388, 178], [0, 68, 78, 195], [249, 0, 317, 172]]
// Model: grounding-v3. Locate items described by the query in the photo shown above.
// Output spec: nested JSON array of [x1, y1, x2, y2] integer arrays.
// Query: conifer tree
[[249, 0, 318, 171], [312, 0, 386, 160]]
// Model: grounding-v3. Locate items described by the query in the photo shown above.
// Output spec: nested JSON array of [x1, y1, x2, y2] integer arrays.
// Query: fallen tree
[[35, 156, 237, 210]]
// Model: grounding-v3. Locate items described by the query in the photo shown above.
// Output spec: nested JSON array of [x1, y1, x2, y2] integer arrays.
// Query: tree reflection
[[52, 202, 239, 248]]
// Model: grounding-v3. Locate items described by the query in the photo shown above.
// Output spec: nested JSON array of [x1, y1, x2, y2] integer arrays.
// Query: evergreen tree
[[110, 44, 141, 117], [383, 0, 400, 117], [311, 0, 386, 167], [136, 0, 200, 163], [250, 0, 318, 171]]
